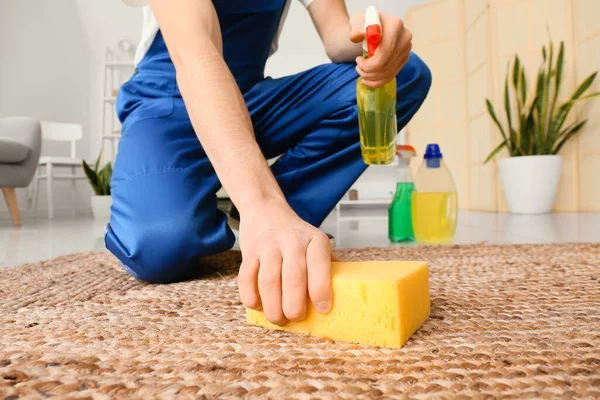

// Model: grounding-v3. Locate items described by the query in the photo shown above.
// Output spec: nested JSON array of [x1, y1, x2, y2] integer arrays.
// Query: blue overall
[[105, 0, 432, 283]]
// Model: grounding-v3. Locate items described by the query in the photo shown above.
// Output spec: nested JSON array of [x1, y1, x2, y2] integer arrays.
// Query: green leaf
[[486, 99, 508, 142], [509, 127, 523, 156], [534, 69, 547, 150], [484, 140, 509, 164], [520, 67, 527, 104], [514, 60, 524, 116], [97, 174, 105, 196], [485, 99, 512, 153], [519, 105, 534, 156], [551, 42, 564, 112], [547, 40, 554, 87], [550, 73, 598, 138], [515, 61, 529, 154], [82, 159, 100, 195], [541, 74, 550, 148], [545, 41, 565, 152], [94, 150, 102, 173], [512, 56, 521, 91], [542, 45, 547, 61], [99, 163, 113, 196], [526, 106, 537, 154], [569, 71, 598, 101], [553, 120, 587, 154], [534, 68, 544, 116], [556, 120, 584, 140], [504, 71, 513, 141], [527, 93, 540, 154], [563, 91, 600, 104]]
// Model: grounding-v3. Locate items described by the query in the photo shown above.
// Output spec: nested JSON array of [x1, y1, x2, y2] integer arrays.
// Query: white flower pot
[[498, 155, 562, 214], [91, 195, 112, 219]]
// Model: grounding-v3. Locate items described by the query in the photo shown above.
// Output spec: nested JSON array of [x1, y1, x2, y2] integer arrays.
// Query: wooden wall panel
[[574, 0, 600, 211], [406, 0, 470, 210], [465, 0, 496, 211], [406, 0, 599, 211]]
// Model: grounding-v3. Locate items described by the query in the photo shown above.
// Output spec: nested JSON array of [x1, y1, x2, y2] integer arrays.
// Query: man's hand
[[350, 12, 412, 88], [237, 200, 333, 326]]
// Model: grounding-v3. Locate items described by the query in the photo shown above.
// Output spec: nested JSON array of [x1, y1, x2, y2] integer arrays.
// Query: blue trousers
[[106, 57, 431, 283]]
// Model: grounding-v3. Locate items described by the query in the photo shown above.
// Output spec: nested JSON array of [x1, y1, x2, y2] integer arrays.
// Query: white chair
[[30, 122, 86, 219]]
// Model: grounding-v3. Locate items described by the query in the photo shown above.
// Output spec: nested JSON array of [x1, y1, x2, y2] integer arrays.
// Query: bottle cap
[[424, 144, 443, 159], [396, 144, 416, 159], [424, 144, 442, 168]]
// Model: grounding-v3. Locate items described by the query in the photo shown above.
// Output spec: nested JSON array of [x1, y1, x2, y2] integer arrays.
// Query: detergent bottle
[[389, 144, 416, 242], [357, 6, 397, 165], [412, 144, 458, 244]]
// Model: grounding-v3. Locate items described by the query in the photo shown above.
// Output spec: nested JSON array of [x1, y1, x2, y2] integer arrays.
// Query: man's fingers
[[306, 233, 332, 314], [356, 65, 388, 86], [349, 12, 365, 43], [356, 39, 411, 87], [361, 78, 390, 89], [282, 245, 308, 322], [381, 47, 410, 76], [356, 59, 383, 80], [238, 256, 261, 310], [258, 250, 287, 326], [359, 52, 385, 73], [398, 52, 411, 71], [355, 64, 366, 79]]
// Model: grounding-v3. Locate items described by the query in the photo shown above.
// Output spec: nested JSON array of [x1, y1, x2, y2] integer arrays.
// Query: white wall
[[74, 0, 142, 160], [0, 0, 431, 219], [0, 0, 93, 217], [267, 0, 435, 77], [0, 0, 141, 218]]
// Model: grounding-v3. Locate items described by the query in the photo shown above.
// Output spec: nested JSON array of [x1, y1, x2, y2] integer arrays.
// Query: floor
[[1, 208, 599, 269]]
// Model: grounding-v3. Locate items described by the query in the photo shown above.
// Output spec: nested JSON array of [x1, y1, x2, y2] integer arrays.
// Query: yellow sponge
[[246, 260, 430, 348]]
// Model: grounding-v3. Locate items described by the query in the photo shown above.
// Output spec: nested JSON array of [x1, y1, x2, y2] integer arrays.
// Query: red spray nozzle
[[366, 25, 381, 58]]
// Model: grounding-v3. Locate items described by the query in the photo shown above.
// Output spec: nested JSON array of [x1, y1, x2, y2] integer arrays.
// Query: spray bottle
[[389, 143, 416, 242], [357, 6, 397, 165]]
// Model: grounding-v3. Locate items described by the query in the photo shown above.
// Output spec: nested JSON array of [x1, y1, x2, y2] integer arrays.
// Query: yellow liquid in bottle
[[357, 78, 397, 165], [412, 192, 458, 244]]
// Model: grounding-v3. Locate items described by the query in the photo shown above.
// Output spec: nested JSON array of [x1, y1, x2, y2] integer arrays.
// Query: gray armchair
[[0, 117, 42, 226]]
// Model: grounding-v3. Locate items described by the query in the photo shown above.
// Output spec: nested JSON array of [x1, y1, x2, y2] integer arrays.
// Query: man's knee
[[106, 215, 234, 284], [398, 52, 432, 102], [106, 219, 198, 283], [391, 52, 432, 131]]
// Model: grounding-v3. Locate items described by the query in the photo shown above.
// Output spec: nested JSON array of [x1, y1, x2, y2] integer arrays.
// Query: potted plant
[[82, 153, 112, 219], [485, 40, 599, 214]]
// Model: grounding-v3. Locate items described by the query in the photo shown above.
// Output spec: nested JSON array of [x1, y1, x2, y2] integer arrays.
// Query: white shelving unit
[[333, 130, 413, 220], [338, 199, 392, 205], [335, 198, 392, 221], [101, 48, 134, 162], [334, 152, 402, 220]]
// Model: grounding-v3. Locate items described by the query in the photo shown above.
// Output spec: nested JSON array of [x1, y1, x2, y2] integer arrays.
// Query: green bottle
[[389, 145, 417, 242]]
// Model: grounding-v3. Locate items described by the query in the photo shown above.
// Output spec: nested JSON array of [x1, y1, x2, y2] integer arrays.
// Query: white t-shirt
[[122, 0, 313, 66]]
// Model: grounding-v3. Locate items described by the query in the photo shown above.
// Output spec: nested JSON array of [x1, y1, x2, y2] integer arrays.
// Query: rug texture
[[1, 244, 599, 399]]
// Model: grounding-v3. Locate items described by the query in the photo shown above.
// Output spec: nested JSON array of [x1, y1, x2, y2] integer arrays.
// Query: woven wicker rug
[[1, 244, 599, 399]]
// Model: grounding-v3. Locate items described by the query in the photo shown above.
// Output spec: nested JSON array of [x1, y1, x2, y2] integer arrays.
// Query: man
[[108, 0, 431, 326]]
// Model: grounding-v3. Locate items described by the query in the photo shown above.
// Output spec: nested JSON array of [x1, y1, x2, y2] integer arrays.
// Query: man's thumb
[[349, 13, 365, 43]]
